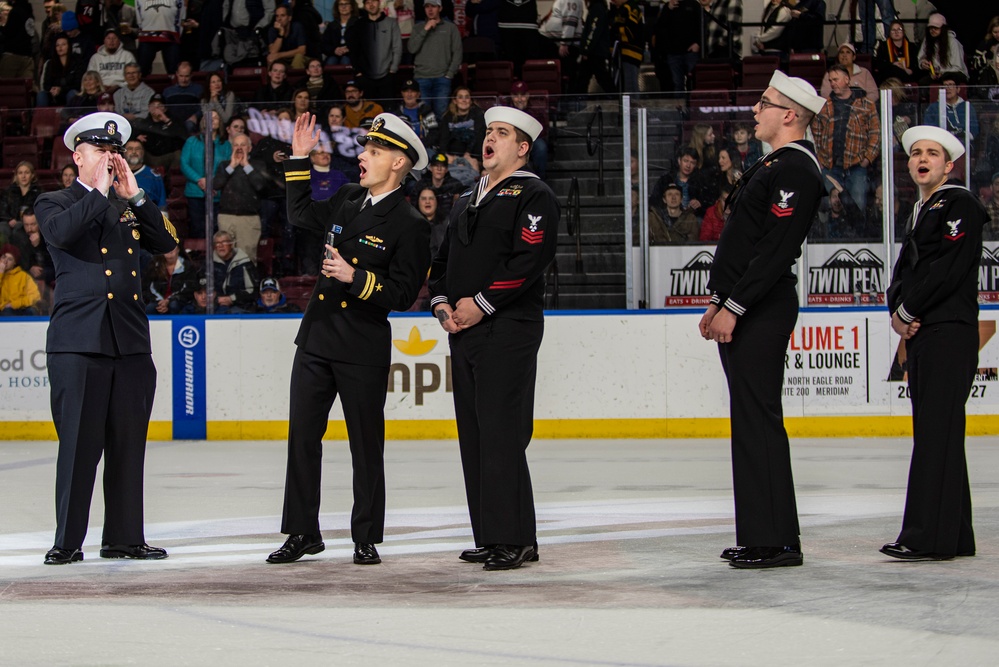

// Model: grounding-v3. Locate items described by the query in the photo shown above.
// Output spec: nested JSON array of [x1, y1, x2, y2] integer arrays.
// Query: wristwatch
[[128, 188, 147, 206]]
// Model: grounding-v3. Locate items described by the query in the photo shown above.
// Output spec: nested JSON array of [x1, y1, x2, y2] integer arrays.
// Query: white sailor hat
[[768, 70, 826, 115], [484, 106, 543, 142], [64, 112, 131, 153], [356, 112, 429, 172], [900, 125, 965, 161]]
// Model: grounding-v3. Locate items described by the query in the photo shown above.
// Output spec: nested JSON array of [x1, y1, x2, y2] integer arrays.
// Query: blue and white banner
[[172, 317, 207, 439]]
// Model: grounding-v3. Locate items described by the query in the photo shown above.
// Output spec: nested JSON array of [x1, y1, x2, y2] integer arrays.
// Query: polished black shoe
[[266, 534, 324, 564], [44, 546, 83, 565], [99, 543, 168, 560], [353, 542, 381, 564], [720, 546, 747, 561], [483, 544, 538, 571], [729, 545, 803, 569], [459, 546, 494, 563], [879, 542, 954, 561]]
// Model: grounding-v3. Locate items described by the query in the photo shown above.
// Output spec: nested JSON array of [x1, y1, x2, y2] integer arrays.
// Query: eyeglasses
[[757, 96, 792, 112], [214, 241, 233, 247]]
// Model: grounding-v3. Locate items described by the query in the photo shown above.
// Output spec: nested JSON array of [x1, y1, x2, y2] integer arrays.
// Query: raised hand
[[110, 152, 140, 200], [292, 112, 320, 157]]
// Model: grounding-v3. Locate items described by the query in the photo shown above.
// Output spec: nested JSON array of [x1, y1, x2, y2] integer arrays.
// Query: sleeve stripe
[[896, 304, 915, 324], [285, 175, 311, 182], [430, 295, 448, 306], [284, 170, 311, 178], [474, 292, 495, 315], [359, 271, 376, 300], [722, 298, 746, 316]]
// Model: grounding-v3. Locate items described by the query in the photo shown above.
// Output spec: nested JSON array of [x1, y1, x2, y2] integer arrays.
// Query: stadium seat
[[49, 139, 74, 170], [279, 275, 318, 310], [473, 61, 514, 95], [323, 64, 354, 90], [462, 36, 497, 64], [144, 74, 173, 95], [741, 55, 779, 90], [257, 237, 274, 277], [692, 62, 735, 91], [3, 137, 40, 169], [787, 53, 828, 89], [522, 59, 562, 98]]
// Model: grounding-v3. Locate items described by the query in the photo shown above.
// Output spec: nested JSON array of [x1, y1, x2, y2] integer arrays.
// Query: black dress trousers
[[448, 318, 543, 548], [281, 348, 389, 543], [48, 352, 157, 550], [898, 322, 978, 557], [717, 286, 800, 547]]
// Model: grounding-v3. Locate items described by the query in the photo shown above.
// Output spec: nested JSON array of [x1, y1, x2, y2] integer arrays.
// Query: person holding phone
[[267, 112, 430, 567]]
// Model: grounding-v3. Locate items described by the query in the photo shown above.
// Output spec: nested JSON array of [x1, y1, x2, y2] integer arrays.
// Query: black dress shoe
[[729, 545, 803, 569], [100, 543, 168, 560], [483, 544, 538, 571], [459, 546, 494, 563], [266, 534, 324, 564], [879, 542, 954, 561], [720, 546, 746, 561], [44, 546, 83, 565], [353, 542, 381, 564]]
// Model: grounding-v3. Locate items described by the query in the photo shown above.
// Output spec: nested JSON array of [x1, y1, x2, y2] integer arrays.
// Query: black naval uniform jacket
[[35, 181, 179, 355], [887, 184, 987, 327], [707, 141, 824, 314], [284, 157, 431, 366], [428, 170, 561, 319]]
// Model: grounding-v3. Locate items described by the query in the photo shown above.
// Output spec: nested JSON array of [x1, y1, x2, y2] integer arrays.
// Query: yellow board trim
[[5, 417, 999, 441]]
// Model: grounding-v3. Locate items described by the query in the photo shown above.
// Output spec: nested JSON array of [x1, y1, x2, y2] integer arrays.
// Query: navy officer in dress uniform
[[881, 126, 988, 561], [699, 71, 826, 569], [428, 106, 561, 571], [266, 112, 431, 566], [35, 112, 179, 565]]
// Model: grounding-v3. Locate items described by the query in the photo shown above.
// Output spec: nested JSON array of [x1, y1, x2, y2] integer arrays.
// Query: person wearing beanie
[[700, 71, 826, 569]]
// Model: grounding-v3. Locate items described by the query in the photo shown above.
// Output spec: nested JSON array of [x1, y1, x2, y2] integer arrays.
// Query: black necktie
[[360, 198, 371, 212]]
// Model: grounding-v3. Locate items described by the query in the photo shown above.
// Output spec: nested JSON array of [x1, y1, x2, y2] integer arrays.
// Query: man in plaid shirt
[[811, 64, 881, 214]]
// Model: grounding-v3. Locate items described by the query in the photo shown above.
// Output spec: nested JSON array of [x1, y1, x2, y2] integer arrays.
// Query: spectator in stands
[[96, 91, 117, 113], [973, 41, 999, 102], [651, 0, 701, 93], [295, 57, 344, 107], [917, 12, 968, 86], [60, 164, 78, 189], [212, 229, 259, 311], [715, 147, 741, 188], [396, 79, 440, 145], [40, 0, 66, 56], [507, 81, 549, 178], [879, 77, 915, 148], [114, 63, 156, 120], [858, 0, 894, 55], [699, 183, 730, 242], [438, 86, 485, 171], [321, 0, 358, 65], [201, 71, 239, 125], [2, 163, 42, 235], [124, 139, 167, 209], [163, 61, 204, 130], [131, 93, 189, 170], [538, 0, 584, 79], [10, 209, 53, 284], [142, 245, 199, 314], [874, 20, 917, 84], [350, 0, 403, 102], [180, 273, 221, 314], [638, 183, 700, 245], [984, 172, 999, 241], [607, 0, 643, 94], [812, 64, 880, 210], [319, 105, 362, 182], [409, 0, 461, 119], [252, 276, 302, 313], [417, 185, 447, 253], [466, 0, 500, 55], [135, 0, 183, 75], [574, 0, 612, 94], [38, 35, 88, 107], [972, 17, 999, 80], [103, 0, 138, 51], [752, 0, 790, 56], [291, 0, 324, 61], [267, 3, 309, 70], [0, 244, 41, 315], [59, 11, 96, 61], [810, 176, 869, 240], [700, 0, 742, 60], [88, 28, 138, 90], [0, 0, 36, 79], [248, 109, 295, 274], [498, 0, 539, 74], [255, 61, 294, 113], [689, 124, 718, 174], [343, 80, 385, 128], [785, 0, 825, 53], [291, 88, 313, 121], [923, 77, 979, 143], [214, 133, 272, 265], [182, 110, 233, 238], [408, 150, 464, 218], [651, 147, 710, 217], [820, 43, 878, 101]]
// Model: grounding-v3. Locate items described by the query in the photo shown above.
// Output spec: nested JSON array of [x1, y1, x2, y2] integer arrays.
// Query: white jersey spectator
[[538, 0, 583, 44]]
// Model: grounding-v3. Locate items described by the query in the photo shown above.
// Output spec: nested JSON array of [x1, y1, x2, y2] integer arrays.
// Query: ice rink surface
[[2, 436, 998, 666]]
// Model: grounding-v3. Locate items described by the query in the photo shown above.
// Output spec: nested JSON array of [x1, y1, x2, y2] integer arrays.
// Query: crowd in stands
[[2, 0, 999, 314]]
